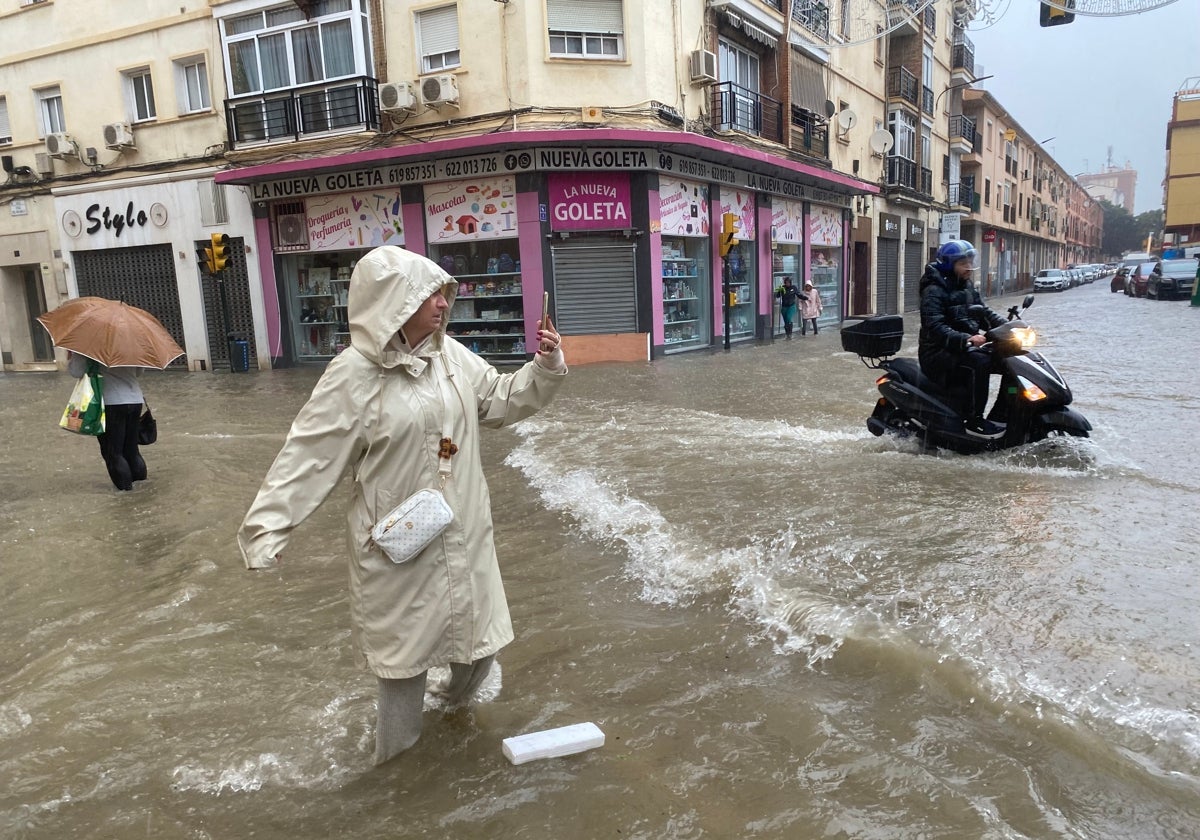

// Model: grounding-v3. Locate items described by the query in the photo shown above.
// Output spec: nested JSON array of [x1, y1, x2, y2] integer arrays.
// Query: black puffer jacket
[[917, 263, 1005, 374]]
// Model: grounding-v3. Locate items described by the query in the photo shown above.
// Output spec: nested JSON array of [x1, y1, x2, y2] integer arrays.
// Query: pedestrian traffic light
[[1039, 0, 1075, 27], [210, 233, 231, 273], [719, 212, 740, 258], [196, 241, 215, 275]]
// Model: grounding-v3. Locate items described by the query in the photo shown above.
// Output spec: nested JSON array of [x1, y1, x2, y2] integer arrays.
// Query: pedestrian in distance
[[237, 246, 567, 766], [799, 281, 822, 335], [775, 277, 802, 339], [67, 351, 147, 491], [917, 239, 1007, 439]]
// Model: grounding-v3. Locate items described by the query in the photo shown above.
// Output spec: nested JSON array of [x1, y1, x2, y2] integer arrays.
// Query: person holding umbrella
[[67, 351, 146, 491], [38, 296, 185, 491]]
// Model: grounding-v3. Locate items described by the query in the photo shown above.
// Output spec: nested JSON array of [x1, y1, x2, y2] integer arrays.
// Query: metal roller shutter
[[73, 244, 188, 367], [196, 237, 258, 370], [903, 241, 924, 312], [551, 242, 638, 334], [876, 239, 900, 315]]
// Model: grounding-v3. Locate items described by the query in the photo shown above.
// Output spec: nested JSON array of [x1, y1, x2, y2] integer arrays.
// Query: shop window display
[[430, 238, 526, 362], [808, 244, 842, 330], [661, 236, 710, 352], [285, 250, 368, 360], [725, 243, 755, 340]]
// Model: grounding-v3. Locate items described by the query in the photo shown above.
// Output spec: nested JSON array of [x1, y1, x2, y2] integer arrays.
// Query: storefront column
[[756, 198, 773, 339]]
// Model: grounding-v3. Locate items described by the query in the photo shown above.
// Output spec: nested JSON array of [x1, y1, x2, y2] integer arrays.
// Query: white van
[[1122, 251, 1153, 270]]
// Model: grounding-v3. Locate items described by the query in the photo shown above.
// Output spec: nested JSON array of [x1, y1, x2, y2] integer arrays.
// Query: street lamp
[[934, 74, 995, 112]]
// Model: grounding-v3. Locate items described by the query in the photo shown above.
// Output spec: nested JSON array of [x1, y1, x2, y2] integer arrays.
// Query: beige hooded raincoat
[[238, 247, 566, 679]]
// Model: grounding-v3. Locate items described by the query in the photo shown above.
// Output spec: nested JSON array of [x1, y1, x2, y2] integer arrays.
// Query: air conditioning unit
[[689, 49, 717, 84], [45, 132, 76, 159], [378, 81, 417, 113], [103, 122, 135, 150], [276, 213, 308, 248], [420, 74, 459, 108]]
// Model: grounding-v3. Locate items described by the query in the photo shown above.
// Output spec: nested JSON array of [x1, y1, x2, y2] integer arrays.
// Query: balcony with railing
[[886, 0, 921, 34], [948, 181, 980, 213], [792, 0, 830, 41], [790, 106, 829, 160], [885, 155, 916, 190], [951, 32, 975, 79], [949, 113, 977, 150], [885, 156, 933, 197], [225, 75, 380, 148], [887, 66, 919, 108], [924, 4, 936, 34], [922, 85, 934, 114], [710, 81, 784, 144]]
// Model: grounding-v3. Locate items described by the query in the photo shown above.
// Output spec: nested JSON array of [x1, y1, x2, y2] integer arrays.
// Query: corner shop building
[[216, 129, 878, 366]]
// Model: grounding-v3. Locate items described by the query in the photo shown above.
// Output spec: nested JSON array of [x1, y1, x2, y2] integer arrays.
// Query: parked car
[[1111, 266, 1130, 293], [1147, 258, 1197, 300], [1127, 261, 1160, 297], [1034, 268, 1069, 292]]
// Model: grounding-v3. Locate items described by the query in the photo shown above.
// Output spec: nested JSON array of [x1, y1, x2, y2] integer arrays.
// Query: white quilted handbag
[[372, 489, 454, 565]]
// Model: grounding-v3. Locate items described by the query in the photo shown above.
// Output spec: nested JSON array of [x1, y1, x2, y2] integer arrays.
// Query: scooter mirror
[[1022, 294, 1035, 309]]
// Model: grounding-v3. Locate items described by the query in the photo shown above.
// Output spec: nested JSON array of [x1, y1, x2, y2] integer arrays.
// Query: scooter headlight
[[1017, 374, 1047, 402], [1009, 327, 1038, 349]]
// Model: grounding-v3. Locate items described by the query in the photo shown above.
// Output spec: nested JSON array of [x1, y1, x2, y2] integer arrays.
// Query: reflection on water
[[1, 284, 1198, 838]]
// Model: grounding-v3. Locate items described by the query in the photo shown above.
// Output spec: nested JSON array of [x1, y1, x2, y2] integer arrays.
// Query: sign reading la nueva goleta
[[248, 147, 852, 208]]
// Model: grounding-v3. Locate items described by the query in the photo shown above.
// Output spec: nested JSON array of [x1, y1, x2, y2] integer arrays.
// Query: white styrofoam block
[[502, 722, 605, 765]]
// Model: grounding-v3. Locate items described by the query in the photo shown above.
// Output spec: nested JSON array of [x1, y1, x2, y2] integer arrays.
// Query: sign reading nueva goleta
[[248, 147, 852, 209]]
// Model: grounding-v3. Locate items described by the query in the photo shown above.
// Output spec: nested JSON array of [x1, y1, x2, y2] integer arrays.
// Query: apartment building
[[0, 0, 1099, 372], [1163, 79, 1200, 252], [0, 0, 259, 372], [959, 88, 1101, 294]]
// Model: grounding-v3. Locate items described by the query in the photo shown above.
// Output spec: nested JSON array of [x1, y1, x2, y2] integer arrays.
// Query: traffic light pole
[[722, 256, 731, 351]]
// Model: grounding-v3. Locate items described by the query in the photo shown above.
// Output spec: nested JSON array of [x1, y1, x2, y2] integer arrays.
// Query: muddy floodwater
[[2, 281, 1197, 839]]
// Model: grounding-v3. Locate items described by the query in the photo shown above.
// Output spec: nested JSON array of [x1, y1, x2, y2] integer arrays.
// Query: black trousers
[[96, 403, 146, 491]]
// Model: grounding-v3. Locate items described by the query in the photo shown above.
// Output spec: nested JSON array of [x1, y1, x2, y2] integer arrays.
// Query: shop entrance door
[[22, 268, 54, 362], [876, 239, 900, 315], [903, 239, 924, 312], [550, 241, 638, 334], [851, 241, 871, 316], [73, 244, 188, 367]]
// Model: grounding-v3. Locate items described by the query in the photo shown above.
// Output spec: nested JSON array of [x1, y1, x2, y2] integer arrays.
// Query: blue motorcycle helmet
[[936, 239, 978, 273]]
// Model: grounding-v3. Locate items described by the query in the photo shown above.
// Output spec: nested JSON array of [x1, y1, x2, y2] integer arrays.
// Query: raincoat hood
[[348, 246, 458, 364]]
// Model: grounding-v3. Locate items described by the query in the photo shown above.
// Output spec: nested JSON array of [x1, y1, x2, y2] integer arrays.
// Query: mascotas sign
[[547, 172, 632, 231]]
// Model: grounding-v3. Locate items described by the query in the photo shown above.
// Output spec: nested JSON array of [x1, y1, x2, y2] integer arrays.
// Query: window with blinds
[[0, 97, 11, 145], [416, 5, 460, 73], [547, 0, 624, 59]]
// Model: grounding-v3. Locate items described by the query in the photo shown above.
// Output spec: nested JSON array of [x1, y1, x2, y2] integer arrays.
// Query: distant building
[[1163, 79, 1200, 251], [1077, 167, 1136, 215]]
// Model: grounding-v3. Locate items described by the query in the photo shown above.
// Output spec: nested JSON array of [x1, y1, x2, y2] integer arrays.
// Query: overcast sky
[[966, 0, 1196, 214]]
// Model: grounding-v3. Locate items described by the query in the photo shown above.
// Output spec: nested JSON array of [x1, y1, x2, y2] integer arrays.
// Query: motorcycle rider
[[918, 240, 1007, 439]]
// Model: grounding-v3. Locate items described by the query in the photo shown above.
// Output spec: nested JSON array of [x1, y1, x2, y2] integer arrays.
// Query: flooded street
[[2, 281, 1198, 839]]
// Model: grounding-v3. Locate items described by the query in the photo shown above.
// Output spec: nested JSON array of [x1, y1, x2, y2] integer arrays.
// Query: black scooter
[[841, 295, 1091, 453]]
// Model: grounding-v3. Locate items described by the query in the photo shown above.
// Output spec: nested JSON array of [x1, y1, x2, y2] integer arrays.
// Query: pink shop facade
[[215, 129, 878, 366]]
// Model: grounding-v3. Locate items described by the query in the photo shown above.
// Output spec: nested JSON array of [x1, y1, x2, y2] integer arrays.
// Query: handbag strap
[[363, 352, 466, 489]]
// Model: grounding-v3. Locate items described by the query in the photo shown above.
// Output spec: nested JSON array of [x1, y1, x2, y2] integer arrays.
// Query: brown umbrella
[[37, 296, 185, 369]]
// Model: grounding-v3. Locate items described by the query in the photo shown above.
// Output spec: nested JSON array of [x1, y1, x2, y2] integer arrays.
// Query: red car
[[1126, 261, 1160, 297], [1110, 266, 1129, 293]]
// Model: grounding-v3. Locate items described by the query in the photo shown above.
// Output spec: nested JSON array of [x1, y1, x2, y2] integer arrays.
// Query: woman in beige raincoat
[[237, 246, 566, 764]]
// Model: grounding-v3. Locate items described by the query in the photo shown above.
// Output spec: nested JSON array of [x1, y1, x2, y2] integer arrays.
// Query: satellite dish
[[824, 100, 836, 119], [837, 110, 858, 132], [869, 129, 894, 155]]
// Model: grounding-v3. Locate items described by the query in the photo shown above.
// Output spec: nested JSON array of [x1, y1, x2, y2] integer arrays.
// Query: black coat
[[917, 263, 1005, 377]]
